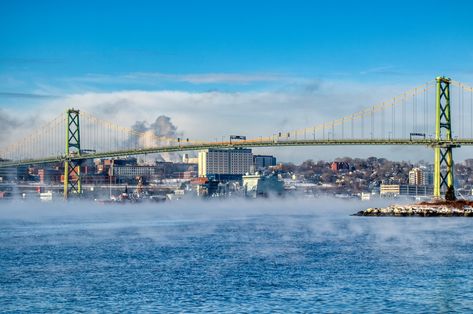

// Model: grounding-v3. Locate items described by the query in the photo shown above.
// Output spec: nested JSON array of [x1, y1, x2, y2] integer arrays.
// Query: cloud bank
[[0, 77, 455, 162]]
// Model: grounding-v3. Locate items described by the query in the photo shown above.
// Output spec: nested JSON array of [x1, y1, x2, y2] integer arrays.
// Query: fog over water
[[1, 198, 473, 312]]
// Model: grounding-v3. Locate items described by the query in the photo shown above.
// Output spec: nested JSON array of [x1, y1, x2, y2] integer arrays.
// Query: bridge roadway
[[1, 138, 473, 168]]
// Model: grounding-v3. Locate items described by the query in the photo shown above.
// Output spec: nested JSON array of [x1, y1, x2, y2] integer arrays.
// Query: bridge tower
[[433, 77, 456, 199], [64, 109, 82, 199]]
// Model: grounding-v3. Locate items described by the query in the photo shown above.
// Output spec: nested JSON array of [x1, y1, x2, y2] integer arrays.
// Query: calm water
[[1, 199, 473, 313]]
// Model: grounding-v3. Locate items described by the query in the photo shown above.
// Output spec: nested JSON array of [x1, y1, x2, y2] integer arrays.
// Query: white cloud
[[37, 80, 403, 138], [66, 71, 300, 86], [4, 78, 467, 163]]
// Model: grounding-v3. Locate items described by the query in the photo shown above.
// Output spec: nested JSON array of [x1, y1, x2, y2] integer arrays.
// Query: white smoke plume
[[130, 115, 183, 163]]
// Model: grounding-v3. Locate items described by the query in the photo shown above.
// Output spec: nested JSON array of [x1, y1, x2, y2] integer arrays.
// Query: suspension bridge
[[1, 76, 473, 199]]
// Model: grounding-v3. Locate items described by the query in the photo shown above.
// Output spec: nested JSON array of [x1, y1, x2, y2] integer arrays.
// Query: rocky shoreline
[[354, 200, 473, 217]]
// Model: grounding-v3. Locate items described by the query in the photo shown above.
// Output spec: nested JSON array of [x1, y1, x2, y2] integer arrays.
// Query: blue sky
[[1, 0, 473, 161], [1, 0, 473, 94]]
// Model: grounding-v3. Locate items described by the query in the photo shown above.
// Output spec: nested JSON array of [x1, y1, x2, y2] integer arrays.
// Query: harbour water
[[1, 198, 473, 312]]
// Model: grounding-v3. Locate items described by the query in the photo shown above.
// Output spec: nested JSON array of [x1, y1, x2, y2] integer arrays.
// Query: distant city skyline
[[1, 1, 473, 162]]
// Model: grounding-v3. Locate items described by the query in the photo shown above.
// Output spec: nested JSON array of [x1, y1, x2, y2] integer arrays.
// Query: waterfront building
[[409, 168, 424, 185], [360, 192, 371, 201], [380, 184, 401, 196], [113, 166, 156, 177], [380, 184, 433, 197], [38, 168, 62, 184], [190, 177, 223, 197], [423, 169, 434, 186], [155, 162, 197, 179], [0, 165, 29, 182], [198, 148, 253, 180], [253, 155, 277, 170], [95, 157, 138, 175], [242, 172, 284, 198], [182, 153, 199, 164], [408, 167, 434, 186]]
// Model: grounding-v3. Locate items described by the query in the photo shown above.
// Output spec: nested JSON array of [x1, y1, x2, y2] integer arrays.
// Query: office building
[[409, 168, 424, 185], [198, 148, 253, 180], [113, 166, 156, 177], [409, 167, 434, 186], [254, 155, 277, 170], [380, 184, 433, 196]]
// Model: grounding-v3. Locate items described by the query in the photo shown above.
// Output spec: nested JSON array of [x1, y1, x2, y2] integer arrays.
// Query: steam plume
[[130, 115, 182, 162]]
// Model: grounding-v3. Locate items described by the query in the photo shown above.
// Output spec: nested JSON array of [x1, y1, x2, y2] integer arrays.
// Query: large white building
[[198, 148, 253, 179]]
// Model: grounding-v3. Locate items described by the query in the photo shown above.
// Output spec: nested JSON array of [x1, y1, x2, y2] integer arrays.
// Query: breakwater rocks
[[354, 200, 473, 217]]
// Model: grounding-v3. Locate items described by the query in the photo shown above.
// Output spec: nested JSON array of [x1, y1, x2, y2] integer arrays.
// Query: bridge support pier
[[433, 77, 456, 199], [64, 109, 82, 199]]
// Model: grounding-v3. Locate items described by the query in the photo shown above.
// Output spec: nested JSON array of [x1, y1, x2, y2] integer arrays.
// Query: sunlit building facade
[[198, 148, 253, 179]]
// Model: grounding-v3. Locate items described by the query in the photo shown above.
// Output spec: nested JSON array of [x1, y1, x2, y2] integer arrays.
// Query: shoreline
[[354, 200, 473, 217]]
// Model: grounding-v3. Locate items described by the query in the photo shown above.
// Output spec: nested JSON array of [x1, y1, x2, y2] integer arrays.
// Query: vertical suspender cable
[[462, 85, 465, 138], [371, 108, 374, 139], [402, 95, 406, 138], [426, 87, 428, 135], [412, 92, 416, 133], [381, 104, 385, 139], [351, 115, 354, 138], [423, 87, 427, 135], [458, 85, 461, 137], [361, 113, 364, 138], [392, 98, 396, 138]]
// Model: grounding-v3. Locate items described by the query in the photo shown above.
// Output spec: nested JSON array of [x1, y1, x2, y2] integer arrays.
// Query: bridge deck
[[1, 138, 473, 168]]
